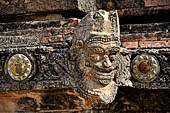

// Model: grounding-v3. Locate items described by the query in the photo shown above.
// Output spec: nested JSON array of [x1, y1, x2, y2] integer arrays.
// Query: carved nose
[[103, 55, 112, 68]]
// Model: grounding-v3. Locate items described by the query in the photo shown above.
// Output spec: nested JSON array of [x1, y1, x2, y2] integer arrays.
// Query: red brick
[[56, 35, 63, 41], [144, 0, 170, 7], [67, 19, 80, 27], [166, 41, 170, 46], [159, 38, 170, 41], [40, 37, 49, 44], [122, 41, 138, 48], [48, 35, 63, 43], [139, 41, 167, 48], [120, 33, 158, 42], [106, 1, 116, 11], [157, 33, 170, 41]]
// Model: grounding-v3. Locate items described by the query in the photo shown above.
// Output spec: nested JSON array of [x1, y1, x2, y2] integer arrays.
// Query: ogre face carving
[[69, 10, 131, 105], [83, 38, 118, 86]]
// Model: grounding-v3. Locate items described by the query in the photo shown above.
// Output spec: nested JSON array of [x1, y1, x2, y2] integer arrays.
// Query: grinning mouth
[[85, 61, 115, 85], [93, 65, 113, 73], [94, 72, 112, 85], [94, 71, 113, 79]]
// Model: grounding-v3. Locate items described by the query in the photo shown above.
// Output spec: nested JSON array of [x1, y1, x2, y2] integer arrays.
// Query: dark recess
[[0, 10, 170, 25], [119, 12, 170, 24], [0, 10, 86, 23]]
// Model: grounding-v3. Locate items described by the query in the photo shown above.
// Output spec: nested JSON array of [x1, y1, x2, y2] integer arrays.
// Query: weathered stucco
[[0, 0, 170, 112]]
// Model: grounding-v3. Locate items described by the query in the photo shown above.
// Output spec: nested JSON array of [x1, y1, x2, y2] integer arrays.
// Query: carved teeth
[[88, 90, 98, 96], [99, 75, 111, 79], [99, 80, 110, 85], [85, 62, 89, 66], [88, 90, 94, 95]]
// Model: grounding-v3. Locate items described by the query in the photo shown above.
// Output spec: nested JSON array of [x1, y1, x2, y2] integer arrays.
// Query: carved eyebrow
[[103, 47, 119, 54]]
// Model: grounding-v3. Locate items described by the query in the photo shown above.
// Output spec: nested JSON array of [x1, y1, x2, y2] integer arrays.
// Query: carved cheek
[[95, 61, 104, 68], [85, 68, 96, 77], [77, 55, 86, 72], [103, 56, 112, 68], [85, 55, 103, 68], [88, 54, 101, 63]]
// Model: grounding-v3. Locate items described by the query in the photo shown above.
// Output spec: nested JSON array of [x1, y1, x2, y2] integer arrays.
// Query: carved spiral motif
[[131, 54, 160, 82], [6, 54, 32, 81]]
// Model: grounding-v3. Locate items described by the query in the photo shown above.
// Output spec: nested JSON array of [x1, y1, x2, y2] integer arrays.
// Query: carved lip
[[93, 66, 114, 73], [94, 71, 114, 85], [85, 61, 114, 73], [95, 71, 113, 80], [85, 61, 114, 85]]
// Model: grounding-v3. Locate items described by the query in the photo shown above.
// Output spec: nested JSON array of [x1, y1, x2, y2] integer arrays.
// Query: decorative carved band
[[0, 10, 169, 106]]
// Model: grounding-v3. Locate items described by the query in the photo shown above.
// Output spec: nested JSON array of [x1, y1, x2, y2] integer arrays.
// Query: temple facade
[[0, 0, 170, 112]]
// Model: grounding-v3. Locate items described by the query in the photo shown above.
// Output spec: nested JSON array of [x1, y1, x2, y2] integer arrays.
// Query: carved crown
[[72, 10, 120, 49]]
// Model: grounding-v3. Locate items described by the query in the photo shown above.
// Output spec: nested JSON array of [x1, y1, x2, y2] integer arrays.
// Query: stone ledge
[[0, 0, 96, 16]]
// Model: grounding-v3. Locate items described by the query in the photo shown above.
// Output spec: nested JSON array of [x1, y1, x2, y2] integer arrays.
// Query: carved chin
[[87, 81, 118, 104], [74, 64, 117, 104]]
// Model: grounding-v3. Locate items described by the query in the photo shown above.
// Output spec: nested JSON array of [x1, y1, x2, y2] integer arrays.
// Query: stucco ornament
[[5, 54, 32, 81], [131, 54, 160, 82], [69, 10, 132, 105]]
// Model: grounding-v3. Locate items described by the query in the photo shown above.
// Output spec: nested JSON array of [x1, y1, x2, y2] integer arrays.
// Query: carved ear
[[76, 40, 84, 49]]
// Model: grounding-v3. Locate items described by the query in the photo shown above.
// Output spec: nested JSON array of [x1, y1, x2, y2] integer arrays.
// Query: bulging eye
[[109, 55, 115, 62], [88, 54, 101, 62]]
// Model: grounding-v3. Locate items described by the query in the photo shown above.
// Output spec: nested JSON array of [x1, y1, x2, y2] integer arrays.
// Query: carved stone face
[[71, 33, 119, 104], [82, 35, 118, 86], [70, 10, 131, 105]]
